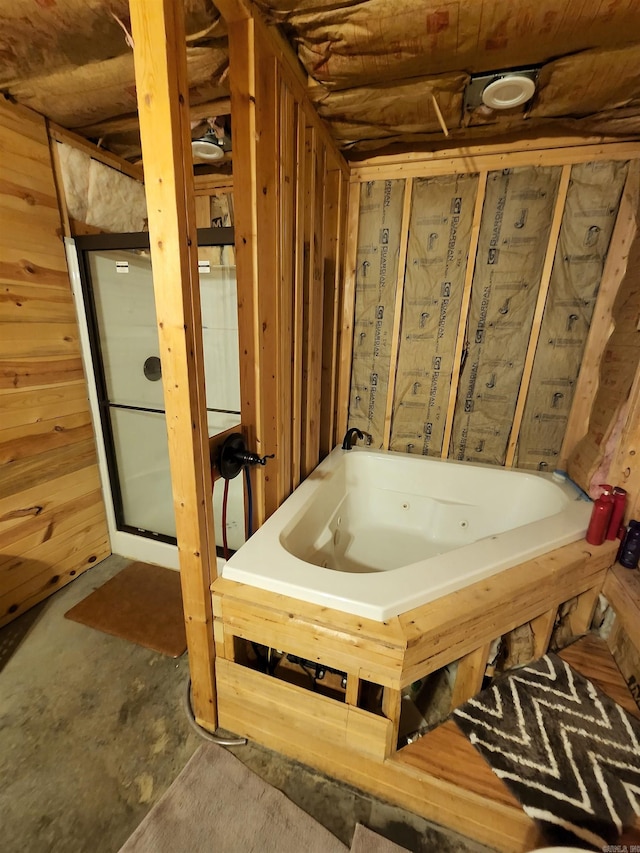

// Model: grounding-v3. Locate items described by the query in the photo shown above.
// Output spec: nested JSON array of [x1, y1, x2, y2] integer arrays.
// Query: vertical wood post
[[504, 164, 571, 467], [129, 0, 218, 729], [290, 109, 306, 489], [568, 587, 601, 637], [226, 16, 267, 526], [383, 177, 413, 449], [530, 608, 558, 658], [336, 183, 361, 441], [450, 642, 491, 711], [441, 172, 487, 458]]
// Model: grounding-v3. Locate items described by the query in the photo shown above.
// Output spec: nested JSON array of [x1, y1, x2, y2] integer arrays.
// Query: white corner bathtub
[[222, 446, 592, 621]]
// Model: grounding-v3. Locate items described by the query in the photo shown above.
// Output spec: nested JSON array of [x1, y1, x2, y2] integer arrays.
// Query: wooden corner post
[[129, 0, 218, 729]]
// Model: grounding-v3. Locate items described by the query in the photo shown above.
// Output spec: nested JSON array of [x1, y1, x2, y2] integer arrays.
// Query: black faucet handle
[[342, 427, 365, 450]]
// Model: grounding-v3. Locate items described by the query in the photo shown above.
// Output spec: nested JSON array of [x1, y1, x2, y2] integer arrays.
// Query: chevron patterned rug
[[453, 653, 640, 850]]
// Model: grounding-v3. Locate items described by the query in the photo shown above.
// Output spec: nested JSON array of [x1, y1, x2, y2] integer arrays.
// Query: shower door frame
[[74, 228, 236, 562]]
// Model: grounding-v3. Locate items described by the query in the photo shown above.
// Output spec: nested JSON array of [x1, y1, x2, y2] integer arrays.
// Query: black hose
[[244, 465, 253, 538]]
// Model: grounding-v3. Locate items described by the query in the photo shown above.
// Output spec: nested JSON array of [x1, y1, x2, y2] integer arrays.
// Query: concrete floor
[[0, 555, 495, 853]]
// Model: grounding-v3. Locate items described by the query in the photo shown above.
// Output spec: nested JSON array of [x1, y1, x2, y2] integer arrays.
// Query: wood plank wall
[[0, 98, 110, 628], [342, 142, 640, 484], [227, 16, 349, 525]]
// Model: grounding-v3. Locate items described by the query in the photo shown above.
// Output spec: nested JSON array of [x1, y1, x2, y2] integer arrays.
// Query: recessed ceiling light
[[191, 136, 225, 161], [481, 75, 536, 110]]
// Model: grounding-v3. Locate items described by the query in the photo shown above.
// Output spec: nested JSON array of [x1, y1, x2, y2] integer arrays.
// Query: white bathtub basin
[[222, 446, 592, 621]]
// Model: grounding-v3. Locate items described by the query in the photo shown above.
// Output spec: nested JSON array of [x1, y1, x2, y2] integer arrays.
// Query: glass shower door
[[79, 233, 244, 552]]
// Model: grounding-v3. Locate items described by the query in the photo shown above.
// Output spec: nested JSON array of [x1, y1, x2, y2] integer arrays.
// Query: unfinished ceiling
[[2, 0, 640, 160], [0, 0, 229, 161]]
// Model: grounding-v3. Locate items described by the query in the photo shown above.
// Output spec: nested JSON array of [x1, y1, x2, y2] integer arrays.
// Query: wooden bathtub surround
[[212, 539, 618, 848], [396, 633, 640, 852], [449, 642, 492, 712], [604, 564, 640, 654]]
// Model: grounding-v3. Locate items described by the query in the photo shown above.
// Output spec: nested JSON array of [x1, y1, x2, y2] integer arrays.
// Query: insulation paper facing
[[516, 160, 629, 471], [348, 180, 405, 446], [390, 173, 480, 456], [450, 166, 562, 465]]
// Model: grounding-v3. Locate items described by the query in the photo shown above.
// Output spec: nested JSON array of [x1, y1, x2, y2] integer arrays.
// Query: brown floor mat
[[64, 562, 186, 657]]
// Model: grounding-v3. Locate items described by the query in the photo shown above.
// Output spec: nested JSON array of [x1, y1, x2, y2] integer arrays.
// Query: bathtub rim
[[222, 446, 593, 621]]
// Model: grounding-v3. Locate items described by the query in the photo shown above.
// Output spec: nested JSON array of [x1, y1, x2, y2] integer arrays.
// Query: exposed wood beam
[[213, 0, 251, 23], [504, 164, 572, 467], [225, 15, 264, 524], [254, 34, 283, 513], [189, 98, 233, 121], [47, 122, 144, 182], [560, 162, 640, 469], [217, 0, 349, 177], [75, 97, 232, 140], [450, 643, 491, 711], [350, 141, 640, 182], [335, 182, 361, 442], [441, 171, 487, 459], [530, 609, 558, 658], [348, 133, 640, 170], [193, 173, 234, 194], [291, 107, 307, 489], [383, 177, 413, 449], [48, 135, 72, 240], [129, 0, 218, 730]]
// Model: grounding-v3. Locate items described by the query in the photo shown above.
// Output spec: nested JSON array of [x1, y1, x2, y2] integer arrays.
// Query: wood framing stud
[[48, 122, 144, 182], [350, 142, 640, 183], [47, 131, 72, 239], [530, 608, 558, 659], [450, 642, 491, 711], [559, 163, 640, 468], [345, 673, 361, 707], [336, 182, 361, 441], [383, 177, 413, 449], [129, 0, 218, 730], [291, 107, 307, 489], [382, 687, 402, 755], [505, 164, 572, 467], [568, 586, 601, 637], [226, 15, 265, 526], [441, 171, 487, 458]]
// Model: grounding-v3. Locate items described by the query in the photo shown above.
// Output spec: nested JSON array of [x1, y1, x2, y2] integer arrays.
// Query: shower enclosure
[[73, 229, 244, 565]]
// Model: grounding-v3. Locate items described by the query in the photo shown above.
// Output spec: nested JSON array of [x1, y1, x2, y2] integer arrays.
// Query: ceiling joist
[[1, 0, 639, 162]]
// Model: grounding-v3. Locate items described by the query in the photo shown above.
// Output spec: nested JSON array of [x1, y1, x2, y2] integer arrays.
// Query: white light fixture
[[481, 75, 536, 110], [191, 131, 225, 161]]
